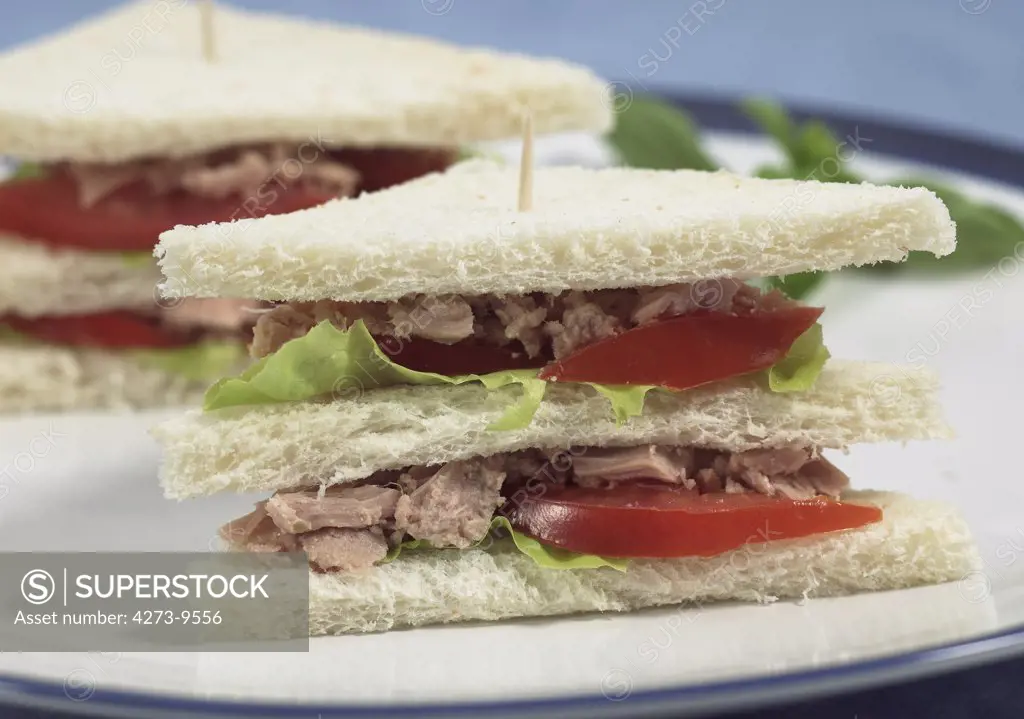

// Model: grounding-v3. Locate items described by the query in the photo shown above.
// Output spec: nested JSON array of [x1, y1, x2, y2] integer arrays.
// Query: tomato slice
[[538, 307, 824, 389], [1, 312, 195, 349], [0, 172, 336, 252], [330, 147, 455, 193], [375, 336, 545, 375], [0, 148, 454, 252], [502, 483, 882, 558]]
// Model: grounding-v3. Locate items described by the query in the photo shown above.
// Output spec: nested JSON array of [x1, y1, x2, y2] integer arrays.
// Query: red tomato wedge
[[375, 336, 546, 375], [0, 149, 454, 252], [502, 483, 882, 558], [330, 147, 455, 193], [1, 312, 194, 349], [0, 172, 336, 252], [538, 307, 824, 389]]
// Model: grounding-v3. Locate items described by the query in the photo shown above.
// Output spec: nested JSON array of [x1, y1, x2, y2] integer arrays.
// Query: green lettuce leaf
[[384, 515, 628, 571], [0, 326, 27, 342], [7, 163, 45, 181], [768, 323, 830, 392], [132, 340, 249, 382], [588, 383, 657, 423], [203, 320, 548, 431], [0, 326, 245, 382], [119, 251, 155, 267], [609, 95, 719, 171], [455, 147, 508, 164], [204, 318, 831, 424]]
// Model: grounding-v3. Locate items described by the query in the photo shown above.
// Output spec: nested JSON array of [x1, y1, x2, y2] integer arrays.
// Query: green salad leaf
[[132, 340, 249, 382], [8, 163, 46, 181], [203, 320, 549, 431], [741, 98, 804, 164], [0, 327, 246, 381], [119, 251, 156, 267], [384, 515, 628, 571], [588, 383, 657, 423], [768, 323, 830, 392], [204, 318, 830, 426], [609, 95, 719, 171], [455, 146, 508, 164], [0, 326, 26, 342], [880, 176, 1024, 272], [741, 100, 1024, 274], [766, 271, 826, 300], [742, 99, 861, 183], [610, 95, 1024, 290]]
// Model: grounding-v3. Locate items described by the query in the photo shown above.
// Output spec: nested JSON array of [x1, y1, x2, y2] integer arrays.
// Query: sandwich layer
[[0, 343, 222, 413], [156, 161, 957, 302], [0, 2, 611, 163], [155, 361, 950, 499], [305, 491, 979, 634], [0, 235, 159, 316]]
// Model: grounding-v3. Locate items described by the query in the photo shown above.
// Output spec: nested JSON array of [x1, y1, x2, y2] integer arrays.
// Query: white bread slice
[[0, 235, 158, 316], [0, 2, 610, 163], [154, 361, 949, 499], [304, 491, 979, 634], [156, 161, 956, 302], [0, 343, 212, 413]]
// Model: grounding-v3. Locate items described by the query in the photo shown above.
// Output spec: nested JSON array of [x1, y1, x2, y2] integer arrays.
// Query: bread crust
[[154, 361, 951, 498], [156, 162, 957, 302], [0, 235, 159, 317], [303, 491, 980, 634], [0, 2, 611, 162]]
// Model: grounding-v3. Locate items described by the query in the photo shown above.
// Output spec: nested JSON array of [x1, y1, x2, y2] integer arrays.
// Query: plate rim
[[5, 94, 1024, 717], [667, 89, 1024, 185], [1, 625, 1022, 719]]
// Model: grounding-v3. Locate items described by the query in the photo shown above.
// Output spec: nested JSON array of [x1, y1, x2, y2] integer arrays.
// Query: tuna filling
[[250, 280, 796, 363], [221, 444, 849, 572], [65, 143, 455, 207]]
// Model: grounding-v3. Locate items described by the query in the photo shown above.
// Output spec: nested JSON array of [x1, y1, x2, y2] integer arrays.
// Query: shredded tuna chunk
[[570, 446, 693, 487], [493, 296, 548, 357], [250, 304, 318, 358], [393, 459, 506, 548], [789, 459, 850, 499], [300, 528, 388, 572], [250, 281, 792, 362], [698, 447, 849, 498], [633, 280, 744, 324], [733, 284, 796, 314], [388, 295, 475, 344], [546, 295, 623, 359], [161, 298, 262, 333], [310, 300, 391, 336], [67, 143, 360, 208], [266, 485, 400, 534], [221, 444, 848, 573], [696, 468, 724, 493], [728, 446, 813, 478], [632, 284, 695, 325], [507, 449, 567, 485], [219, 502, 298, 553]]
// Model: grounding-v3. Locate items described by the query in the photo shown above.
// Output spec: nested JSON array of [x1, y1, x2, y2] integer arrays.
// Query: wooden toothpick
[[200, 0, 217, 62], [517, 110, 534, 212]]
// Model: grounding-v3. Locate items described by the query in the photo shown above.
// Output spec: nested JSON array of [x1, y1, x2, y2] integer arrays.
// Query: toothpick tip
[[517, 108, 534, 212]]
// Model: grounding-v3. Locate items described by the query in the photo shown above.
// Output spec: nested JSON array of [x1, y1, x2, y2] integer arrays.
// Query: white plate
[[0, 132, 1022, 718]]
